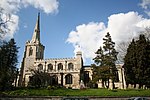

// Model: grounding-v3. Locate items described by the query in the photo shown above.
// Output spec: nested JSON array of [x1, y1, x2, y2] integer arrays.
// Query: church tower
[[25, 12, 44, 60], [18, 13, 45, 86]]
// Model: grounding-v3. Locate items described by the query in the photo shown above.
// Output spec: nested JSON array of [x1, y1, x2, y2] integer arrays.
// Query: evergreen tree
[[93, 47, 104, 65], [102, 32, 118, 88], [124, 39, 137, 87], [0, 38, 19, 90], [145, 39, 150, 88], [136, 35, 147, 88], [92, 32, 118, 89], [124, 34, 150, 88]]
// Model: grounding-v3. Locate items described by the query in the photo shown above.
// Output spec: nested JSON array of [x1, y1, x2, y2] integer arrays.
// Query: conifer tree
[[124, 39, 137, 87], [136, 35, 147, 88], [0, 38, 19, 90], [124, 34, 150, 88], [92, 32, 118, 89], [102, 32, 118, 88]]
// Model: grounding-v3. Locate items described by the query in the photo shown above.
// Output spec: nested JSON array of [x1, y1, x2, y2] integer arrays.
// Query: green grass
[[1, 88, 150, 97]]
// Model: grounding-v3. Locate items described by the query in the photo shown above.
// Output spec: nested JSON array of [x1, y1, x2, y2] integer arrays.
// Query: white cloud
[[23, 24, 28, 28], [0, 0, 21, 14], [3, 14, 19, 39], [0, 0, 59, 39], [67, 22, 106, 59], [0, 0, 21, 39], [22, 0, 59, 14], [107, 12, 145, 42], [66, 11, 150, 62], [139, 0, 150, 9], [139, 0, 150, 17]]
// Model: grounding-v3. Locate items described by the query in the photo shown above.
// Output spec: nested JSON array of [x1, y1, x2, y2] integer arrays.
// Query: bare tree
[[140, 28, 150, 40], [116, 41, 129, 63], [0, 7, 14, 39], [116, 28, 150, 63]]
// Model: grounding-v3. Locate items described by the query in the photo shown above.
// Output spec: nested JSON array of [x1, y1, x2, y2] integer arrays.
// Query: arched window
[[68, 63, 74, 70], [29, 47, 33, 56], [58, 63, 63, 70], [65, 74, 72, 84], [47, 64, 53, 71], [38, 64, 43, 71]]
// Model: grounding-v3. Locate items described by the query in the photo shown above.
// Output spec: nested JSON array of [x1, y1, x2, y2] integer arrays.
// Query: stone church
[[18, 13, 126, 89]]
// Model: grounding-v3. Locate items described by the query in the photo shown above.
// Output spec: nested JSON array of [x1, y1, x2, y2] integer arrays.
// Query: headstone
[[128, 84, 132, 89], [136, 84, 139, 89], [143, 85, 145, 89], [80, 80, 85, 89], [98, 80, 103, 88]]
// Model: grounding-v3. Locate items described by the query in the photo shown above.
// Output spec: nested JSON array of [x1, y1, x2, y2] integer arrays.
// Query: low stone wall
[[0, 96, 131, 100]]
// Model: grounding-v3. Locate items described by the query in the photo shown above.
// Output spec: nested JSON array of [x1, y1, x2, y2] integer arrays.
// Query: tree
[[0, 7, 13, 39], [102, 32, 118, 89], [116, 41, 129, 63], [28, 70, 51, 88], [0, 38, 19, 90], [141, 28, 150, 40], [136, 35, 147, 88], [92, 32, 118, 89], [117, 28, 150, 63], [124, 39, 137, 87], [124, 34, 150, 88]]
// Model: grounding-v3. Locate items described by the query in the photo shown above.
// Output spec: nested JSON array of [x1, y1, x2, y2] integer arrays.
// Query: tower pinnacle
[[31, 12, 40, 43]]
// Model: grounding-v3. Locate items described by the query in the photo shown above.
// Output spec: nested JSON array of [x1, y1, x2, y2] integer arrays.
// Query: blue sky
[[1, 0, 150, 68]]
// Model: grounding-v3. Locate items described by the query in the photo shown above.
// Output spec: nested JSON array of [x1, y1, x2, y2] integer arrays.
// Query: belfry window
[[29, 47, 33, 56], [58, 63, 63, 70], [68, 63, 73, 70], [65, 74, 72, 84]]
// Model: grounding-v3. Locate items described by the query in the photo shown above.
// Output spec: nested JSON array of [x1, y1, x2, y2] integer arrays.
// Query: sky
[[0, 0, 150, 68]]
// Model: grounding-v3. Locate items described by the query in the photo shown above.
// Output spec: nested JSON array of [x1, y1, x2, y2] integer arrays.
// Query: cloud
[[22, 0, 59, 14], [2, 14, 19, 39], [0, 0, 21, 14], [66, 11, 150, 62], [139, 0, 150, 9], [0, 0, 59, 39], [139, 0, 150, 16], [107, 12, 146, 42], [23, 24, 28, 28], [67, 22, 106, 60], [0, 0, 20, 39]]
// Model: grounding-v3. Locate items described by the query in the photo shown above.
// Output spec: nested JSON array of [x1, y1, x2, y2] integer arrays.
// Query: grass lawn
[[1, 88, 150, 97]]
